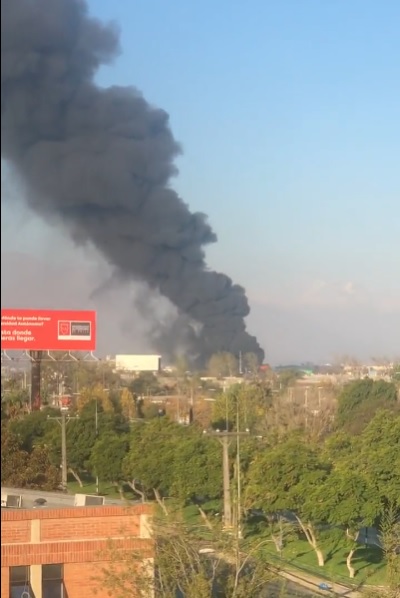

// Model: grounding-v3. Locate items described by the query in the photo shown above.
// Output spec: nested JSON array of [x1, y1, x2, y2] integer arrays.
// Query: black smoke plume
[[1, 0, 264, 364]]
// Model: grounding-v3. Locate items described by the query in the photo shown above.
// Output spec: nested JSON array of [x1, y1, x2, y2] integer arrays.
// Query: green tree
[[1, 387, 30, 420], [123, 419, 222, 516], [90, 433, 129, 497], [122, 418, 187, 508], [1, 425, 60, 490], [310, 469, 381, 577], [380, 507, 400, 597], [357, 410, 400, 511], [364, 507, 400, 598], [315, 411, 400, 578], [277, 368, 302, 390], [1, 425, 29, 487], [43, 399, 130, 485], [7, 408, 56, 451], [211, 384, 271, 433], [245, 438, 330, 566], [169, 431, 222, 506], [336, 378, 398, 434], [392, 364, 400, 384], [23, 445, 60, 491], [120, 387, 136, 420], [77, 383, 114, 413]]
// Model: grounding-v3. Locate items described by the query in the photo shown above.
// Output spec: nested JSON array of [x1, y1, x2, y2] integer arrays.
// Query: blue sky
[[2, 0, 400, 363]]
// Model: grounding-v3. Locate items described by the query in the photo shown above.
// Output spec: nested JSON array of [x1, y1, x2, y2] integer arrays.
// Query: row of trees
[[1, 370, 399, 593]]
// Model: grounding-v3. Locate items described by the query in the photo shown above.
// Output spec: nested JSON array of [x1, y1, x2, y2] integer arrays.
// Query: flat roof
[[1, 486, 129, 510]]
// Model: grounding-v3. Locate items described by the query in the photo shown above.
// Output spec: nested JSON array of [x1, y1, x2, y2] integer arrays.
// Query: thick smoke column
[[1, 0, 264, 364]]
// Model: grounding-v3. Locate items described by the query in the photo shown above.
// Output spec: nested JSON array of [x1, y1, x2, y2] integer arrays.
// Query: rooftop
[[1, 486, 129, 510]]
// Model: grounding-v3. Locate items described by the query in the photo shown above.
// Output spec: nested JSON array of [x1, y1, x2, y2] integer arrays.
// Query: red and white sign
[[1, 309, 96, 351]]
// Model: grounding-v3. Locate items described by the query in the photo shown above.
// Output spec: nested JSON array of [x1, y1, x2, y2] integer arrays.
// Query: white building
[[115, 354, 161, 373]]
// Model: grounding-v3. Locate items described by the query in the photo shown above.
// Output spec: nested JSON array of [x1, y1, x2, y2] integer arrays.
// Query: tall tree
[[90, 433, 129, 497], [310, 469, 380, 577], [1, 425, 29, 487], [7, 408, 55, 451], [207, 353, 239, 378], [211, 384, 271, 433], [1, 425, 60, 490], [123, 419, 222, 517], [357, 410, 400, 511], [77, 383, 114, 413], [120, 387, 136, 420], [245, 438, 330, 566], [336, 379, 398, 434], [23, 445, 60, 491]]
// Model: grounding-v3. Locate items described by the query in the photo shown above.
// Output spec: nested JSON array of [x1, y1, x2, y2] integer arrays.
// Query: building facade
[[114, 354, 161, 373], [1, 502, 152, 598]]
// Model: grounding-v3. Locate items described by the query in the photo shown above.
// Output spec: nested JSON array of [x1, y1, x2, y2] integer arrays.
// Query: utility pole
[[48, 411, 78, 491], [188, 382, 194, 424], [236, 399, 243, 540], [204, 428, 249, 530], [304, 387, 309, 429]]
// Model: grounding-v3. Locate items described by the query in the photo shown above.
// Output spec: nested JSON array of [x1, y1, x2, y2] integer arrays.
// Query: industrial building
[[1, 487, 152, 598], [114, 354, 161, 373]]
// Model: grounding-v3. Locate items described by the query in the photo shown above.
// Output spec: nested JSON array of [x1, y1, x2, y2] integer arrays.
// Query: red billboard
[[1, 309, 96, 351]]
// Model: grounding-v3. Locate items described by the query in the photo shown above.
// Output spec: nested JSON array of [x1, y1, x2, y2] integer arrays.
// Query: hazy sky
[[2, 0, 399, 364]]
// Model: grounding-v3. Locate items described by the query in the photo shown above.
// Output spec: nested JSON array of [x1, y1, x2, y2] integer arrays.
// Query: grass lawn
[[182, 507, 388, 588], [261, 533, 387, 588]]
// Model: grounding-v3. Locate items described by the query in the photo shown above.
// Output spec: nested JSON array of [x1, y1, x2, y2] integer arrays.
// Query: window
[[9, 566, 35, 598], [42, 564, 66, 598]]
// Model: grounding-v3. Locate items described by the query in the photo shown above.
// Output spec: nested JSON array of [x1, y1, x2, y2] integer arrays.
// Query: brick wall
[[1, 566, 9, 598], [64, 562, 112, 598], [1, 504, 153, 598], [40, 514, 139, 541], [1, 519, 31, 544]]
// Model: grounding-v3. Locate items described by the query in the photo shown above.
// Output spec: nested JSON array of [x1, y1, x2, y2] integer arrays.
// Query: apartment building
[[1, 488, 153, 598]]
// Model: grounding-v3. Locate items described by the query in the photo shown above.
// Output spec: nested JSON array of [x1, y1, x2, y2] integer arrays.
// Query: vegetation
[[336, 378, 399, 434], [1, 356, 399, 595], [97, 508, 281, 598]]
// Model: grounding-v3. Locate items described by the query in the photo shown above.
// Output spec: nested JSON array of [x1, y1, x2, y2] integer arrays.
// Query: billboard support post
[[30, 350, 43, 411]]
